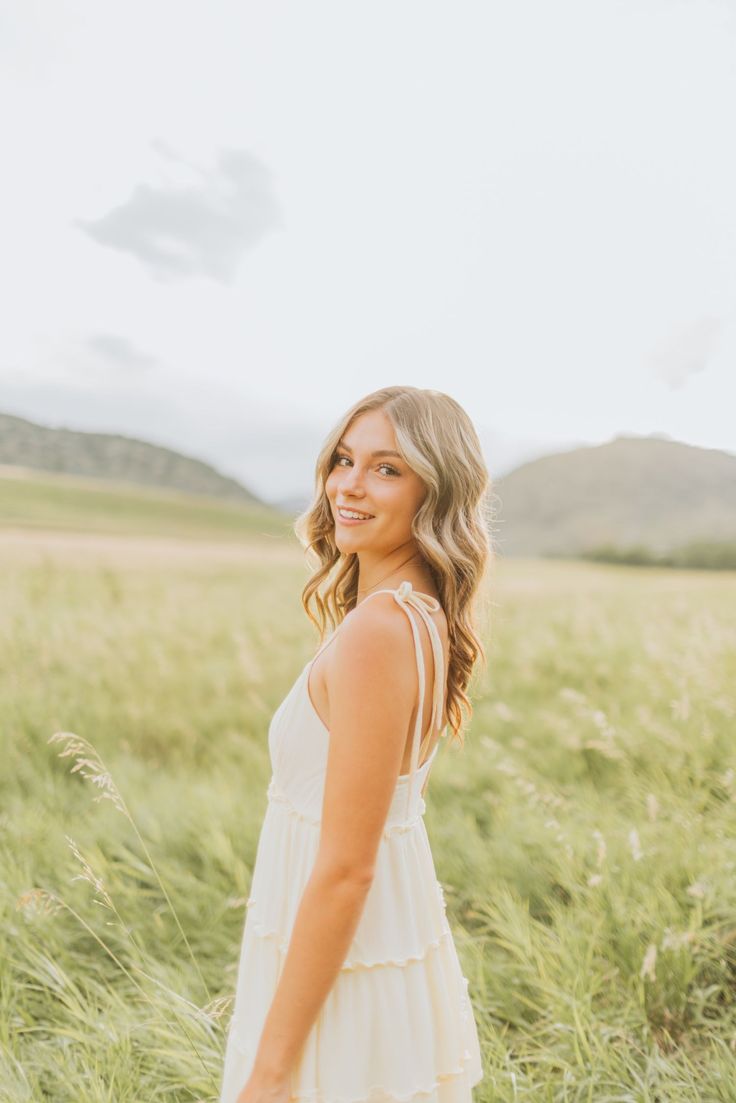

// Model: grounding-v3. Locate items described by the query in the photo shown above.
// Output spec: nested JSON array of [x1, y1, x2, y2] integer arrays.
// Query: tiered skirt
[[218, 780, 483, 1103]]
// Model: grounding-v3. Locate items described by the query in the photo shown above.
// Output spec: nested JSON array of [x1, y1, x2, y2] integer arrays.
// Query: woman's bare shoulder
[[326, 594, 419, 728], [333, 592, 416, 665]]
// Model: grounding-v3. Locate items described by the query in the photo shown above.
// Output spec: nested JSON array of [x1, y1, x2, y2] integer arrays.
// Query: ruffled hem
[[222, 1048, 481, 1103], [246, 797, 452, 971], [246, 909, 456, 971], [219, 919, 483, 1103], [286, 1045, 482, 1103], [267, 778, 428, 837]]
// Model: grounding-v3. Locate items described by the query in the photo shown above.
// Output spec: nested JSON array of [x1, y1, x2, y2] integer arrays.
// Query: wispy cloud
[[649, 315, 723, 390], [74, 142, 282, 285], [85, 334, 159, 373]]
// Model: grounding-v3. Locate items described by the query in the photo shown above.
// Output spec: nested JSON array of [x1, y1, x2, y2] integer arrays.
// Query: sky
[[1, 0, 734, 505]]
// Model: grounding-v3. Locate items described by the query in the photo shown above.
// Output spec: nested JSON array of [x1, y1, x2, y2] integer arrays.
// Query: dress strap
[[309, 627, 340, 667], [355, 579, 446, 817]]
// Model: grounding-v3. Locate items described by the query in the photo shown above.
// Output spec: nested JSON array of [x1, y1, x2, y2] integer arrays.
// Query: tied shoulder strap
[[358, 579, 446, 818]]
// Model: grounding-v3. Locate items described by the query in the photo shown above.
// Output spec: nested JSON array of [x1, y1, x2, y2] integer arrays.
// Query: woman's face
[[325, 408, 427, 558]]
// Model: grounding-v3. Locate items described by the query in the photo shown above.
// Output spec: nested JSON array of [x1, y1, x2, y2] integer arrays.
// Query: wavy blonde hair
[[293, 386, 497, 746]]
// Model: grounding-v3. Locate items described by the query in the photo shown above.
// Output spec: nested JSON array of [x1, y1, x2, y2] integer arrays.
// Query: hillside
[[0, 464, 293, 542], [493, 434, 736, 557], [0, 411, 263, 505]]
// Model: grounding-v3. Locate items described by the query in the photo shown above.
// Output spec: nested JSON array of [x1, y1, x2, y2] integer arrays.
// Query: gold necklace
[[357, 552, 422, 596]]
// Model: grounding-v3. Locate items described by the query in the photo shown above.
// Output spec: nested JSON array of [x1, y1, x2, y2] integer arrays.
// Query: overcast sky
[[1, 0, 734, 504]]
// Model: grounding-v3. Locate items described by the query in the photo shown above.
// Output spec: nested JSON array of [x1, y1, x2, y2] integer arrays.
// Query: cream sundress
[[219, 579, 483, 1103]]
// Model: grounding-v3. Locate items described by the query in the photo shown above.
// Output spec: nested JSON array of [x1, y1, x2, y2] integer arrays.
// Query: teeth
[[339, 507, 373, 520]]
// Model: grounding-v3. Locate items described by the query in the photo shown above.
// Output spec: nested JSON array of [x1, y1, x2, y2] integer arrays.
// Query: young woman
[[219, 386, 493, 1103]]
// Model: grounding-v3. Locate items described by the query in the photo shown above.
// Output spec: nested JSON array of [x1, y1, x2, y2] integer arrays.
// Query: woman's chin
[[334, 530, 373, 553], [335, 534, 362, 551]]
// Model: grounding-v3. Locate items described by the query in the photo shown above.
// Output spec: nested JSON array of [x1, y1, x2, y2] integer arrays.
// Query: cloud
[[74, 143, 282, 285], [649, 315, 723, 390], [84, 334, 159, 373], [8, 332, 162, 385]]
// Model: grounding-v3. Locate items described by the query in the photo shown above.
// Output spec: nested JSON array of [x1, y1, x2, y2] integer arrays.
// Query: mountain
[[492, 434, 736, 557], [0, 410, 266, 506]]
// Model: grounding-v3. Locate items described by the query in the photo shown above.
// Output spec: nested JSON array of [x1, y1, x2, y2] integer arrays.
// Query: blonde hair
[[293, 386, 496, 746]]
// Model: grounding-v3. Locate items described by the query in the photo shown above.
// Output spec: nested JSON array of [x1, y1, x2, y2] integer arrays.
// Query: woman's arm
[[247, 596, 418, 1087]]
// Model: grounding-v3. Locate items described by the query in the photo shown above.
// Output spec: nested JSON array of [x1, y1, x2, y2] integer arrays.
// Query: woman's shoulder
[[344, 589, 414, 628], [334, 591, 418, 661], [326, 595, 424, 721]]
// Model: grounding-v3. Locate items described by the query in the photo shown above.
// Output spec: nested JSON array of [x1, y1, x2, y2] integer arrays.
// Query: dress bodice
[[267, 579, 447, 827]]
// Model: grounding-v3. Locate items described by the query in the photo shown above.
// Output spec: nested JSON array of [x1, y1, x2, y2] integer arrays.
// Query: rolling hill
[[492, 434, 736, 557], [0, 411, 263, 505]]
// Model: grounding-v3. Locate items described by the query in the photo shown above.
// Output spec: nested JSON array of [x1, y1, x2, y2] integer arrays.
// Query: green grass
[[2, 522, 736, 1100], [0, 467, 292, 541]]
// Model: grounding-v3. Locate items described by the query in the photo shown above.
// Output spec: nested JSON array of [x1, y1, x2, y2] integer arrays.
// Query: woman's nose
[[344, 461, 364, 487], [341, 465, 365, 492]]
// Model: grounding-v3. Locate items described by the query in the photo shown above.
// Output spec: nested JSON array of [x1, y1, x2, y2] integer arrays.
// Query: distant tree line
[[574, 541, 736, 570]]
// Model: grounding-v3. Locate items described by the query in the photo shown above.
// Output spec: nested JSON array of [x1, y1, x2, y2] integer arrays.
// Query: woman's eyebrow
[[337, 439, 402, 459]]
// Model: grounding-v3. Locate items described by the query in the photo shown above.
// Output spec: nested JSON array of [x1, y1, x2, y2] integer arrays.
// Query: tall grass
[[2, 541, 735, 1100]]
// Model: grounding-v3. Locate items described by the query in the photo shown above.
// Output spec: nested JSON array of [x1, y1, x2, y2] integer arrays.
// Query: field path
[[0, 526, 303, 567]]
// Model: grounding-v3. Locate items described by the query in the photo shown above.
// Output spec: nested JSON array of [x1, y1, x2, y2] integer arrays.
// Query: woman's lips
[[336, 507, 374, 525]]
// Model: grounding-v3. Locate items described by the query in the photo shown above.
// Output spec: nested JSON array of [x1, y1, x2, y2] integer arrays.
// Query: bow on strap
[[392, 580, 445, 818]]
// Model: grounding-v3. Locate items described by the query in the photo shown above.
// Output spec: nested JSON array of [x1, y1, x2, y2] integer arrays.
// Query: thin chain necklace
[[356, 552, 422, 597]]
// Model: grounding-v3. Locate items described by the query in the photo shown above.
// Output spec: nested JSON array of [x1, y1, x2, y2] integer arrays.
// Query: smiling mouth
[[337, 506, 375, 520]]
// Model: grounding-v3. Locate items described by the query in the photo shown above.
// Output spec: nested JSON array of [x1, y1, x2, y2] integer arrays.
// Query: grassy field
[[2, 500, 736, 1099]]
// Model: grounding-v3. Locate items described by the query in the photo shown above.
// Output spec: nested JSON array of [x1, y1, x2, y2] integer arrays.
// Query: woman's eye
[[333, 454, 398, 477]]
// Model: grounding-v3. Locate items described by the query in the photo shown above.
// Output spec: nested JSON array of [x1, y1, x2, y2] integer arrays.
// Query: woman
[[219, 386, 493, 1103]]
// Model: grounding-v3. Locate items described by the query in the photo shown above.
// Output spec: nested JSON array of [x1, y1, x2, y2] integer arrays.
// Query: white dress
[[219, 579, 483, 1103]]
